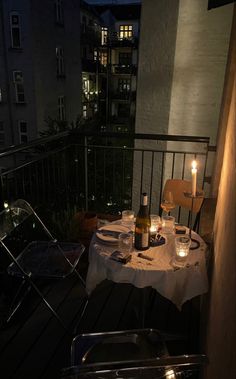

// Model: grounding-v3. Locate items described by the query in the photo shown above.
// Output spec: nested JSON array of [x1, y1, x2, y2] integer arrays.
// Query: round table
[[86, 224, 208, 310]]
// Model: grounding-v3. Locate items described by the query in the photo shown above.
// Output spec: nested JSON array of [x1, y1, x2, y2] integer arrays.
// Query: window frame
[[55, 0, 64, 25], [18, 120, 28, 144], [10, 12, 21, 48], [118, 78, 131, 93], [56, 46, 65, 77], [13, 71, 25, 103], [119, 25, 133, 40], [58, 95, 66, 121]]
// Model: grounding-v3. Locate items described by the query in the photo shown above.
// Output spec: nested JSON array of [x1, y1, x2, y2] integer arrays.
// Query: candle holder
[[184, 191, 204, 250]]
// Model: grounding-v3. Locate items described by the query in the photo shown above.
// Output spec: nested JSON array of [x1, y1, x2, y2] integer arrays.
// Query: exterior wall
[[133, 0, 179, 211], [0, 0, 81, 143], [203, 55, 236, 379], [168, 0, 233, 146], [32, 0, 81, 133], [1, 0, 37, 144]]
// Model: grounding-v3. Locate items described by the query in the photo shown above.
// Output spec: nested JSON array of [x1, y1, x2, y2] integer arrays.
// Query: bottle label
[[141, 232, 149, 247]]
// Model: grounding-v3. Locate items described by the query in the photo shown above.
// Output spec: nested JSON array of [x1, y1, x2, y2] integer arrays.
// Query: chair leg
[[1, 241, 72, 336]]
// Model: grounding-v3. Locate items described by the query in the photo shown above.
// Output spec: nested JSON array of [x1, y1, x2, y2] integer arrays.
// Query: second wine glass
[[161, 191, 175, 215]]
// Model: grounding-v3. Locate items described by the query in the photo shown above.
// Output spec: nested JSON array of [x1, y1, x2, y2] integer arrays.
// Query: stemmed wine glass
[[160, 191, 175, 215]]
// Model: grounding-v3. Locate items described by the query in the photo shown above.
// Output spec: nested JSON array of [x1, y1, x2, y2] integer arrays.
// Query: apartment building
[[0, 0, 81, 148], [80, 1, 141, 132]]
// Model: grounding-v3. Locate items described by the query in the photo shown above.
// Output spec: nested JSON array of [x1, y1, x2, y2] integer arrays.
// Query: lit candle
[[177, 249, 188, 258], [191, 160, 197, 197]]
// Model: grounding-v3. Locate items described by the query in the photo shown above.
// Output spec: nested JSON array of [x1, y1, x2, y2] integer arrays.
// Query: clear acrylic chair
[[0, 199, 88, 334], [61, 328, 207, 378]]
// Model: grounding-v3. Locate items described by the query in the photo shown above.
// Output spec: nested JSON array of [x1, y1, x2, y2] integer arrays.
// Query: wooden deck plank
[[13, 282, 87, 379], [0, 275, 86, 378]]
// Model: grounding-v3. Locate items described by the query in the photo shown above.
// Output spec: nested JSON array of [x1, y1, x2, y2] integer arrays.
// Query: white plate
[[96, 224, 130, 245]]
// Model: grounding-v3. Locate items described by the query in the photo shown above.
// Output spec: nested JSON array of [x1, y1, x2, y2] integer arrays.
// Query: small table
[[86, 223, 208, 311]]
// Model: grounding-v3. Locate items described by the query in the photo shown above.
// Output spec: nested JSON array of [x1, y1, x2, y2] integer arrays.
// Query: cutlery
[[96, 229, 121, 238]]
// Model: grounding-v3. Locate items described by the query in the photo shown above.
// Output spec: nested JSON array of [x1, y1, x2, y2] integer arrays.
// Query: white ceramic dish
[[96, 224, 130, 245]]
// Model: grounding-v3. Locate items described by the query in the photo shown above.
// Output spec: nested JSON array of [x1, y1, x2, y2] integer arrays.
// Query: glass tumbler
[[118, 232, 133, 254]]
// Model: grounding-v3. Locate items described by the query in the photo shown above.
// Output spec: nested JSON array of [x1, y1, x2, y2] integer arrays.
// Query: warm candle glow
[[191, 160, 197, 197], [177, 249, 188, 257], [150, 225, 157, 233], [192, 160, 197, 170]]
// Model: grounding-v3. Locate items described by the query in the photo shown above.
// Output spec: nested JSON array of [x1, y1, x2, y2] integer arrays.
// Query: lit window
[[100, 52, 107, 66], [55, 0, 64, 24], [58, 96, 66, 120], [0, 121, 5, 145], [18, 120, 28, 144], [118, 78, 131, 93], [83, 104, 87, 118], [83, 77, 89, 94], [119, 25, 133, 40], [101, 27, 108, 45], [10, 12, 21, 48], [94, 103, 98, 113], [56, 46, 65, 76], [13, 71, 25, 103]]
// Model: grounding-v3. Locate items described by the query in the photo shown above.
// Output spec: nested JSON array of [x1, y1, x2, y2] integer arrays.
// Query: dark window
[[10, 13, 21, 48], [118, 78, 131, 93], [119, 52, 132, 65]]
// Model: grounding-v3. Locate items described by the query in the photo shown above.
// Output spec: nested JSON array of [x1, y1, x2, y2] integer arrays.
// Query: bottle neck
[[141, 193, 148, 206]]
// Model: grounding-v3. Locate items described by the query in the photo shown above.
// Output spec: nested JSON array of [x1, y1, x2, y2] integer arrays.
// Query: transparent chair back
[[0, 199, 87, 333]]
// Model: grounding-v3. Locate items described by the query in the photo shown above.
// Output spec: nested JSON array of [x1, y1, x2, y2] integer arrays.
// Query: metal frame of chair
[[0, 199, 88, 334], [61, 328, 208, 378]]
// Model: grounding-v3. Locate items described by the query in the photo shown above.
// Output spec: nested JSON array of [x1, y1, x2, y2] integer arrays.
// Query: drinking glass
[[121, 210, 135, 231], [150, 214, 161, 236], [118, 232, 133, 254], [161, 215, 175, 234], [174, 235, 191, 266], [161, 191, 175, 215]]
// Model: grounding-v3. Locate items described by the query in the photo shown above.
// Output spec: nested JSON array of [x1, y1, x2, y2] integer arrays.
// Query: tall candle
[[191, 160, 197, 197]]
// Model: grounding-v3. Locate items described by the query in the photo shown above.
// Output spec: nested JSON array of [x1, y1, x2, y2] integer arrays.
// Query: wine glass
[[161, 191, 175, 215]]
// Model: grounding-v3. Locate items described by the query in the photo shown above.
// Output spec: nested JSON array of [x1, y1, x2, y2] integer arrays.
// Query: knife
[[96, 229, 121, 238]]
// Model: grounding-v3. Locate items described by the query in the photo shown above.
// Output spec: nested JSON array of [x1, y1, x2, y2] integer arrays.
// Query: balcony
[[111, 64, 137, 75], [0, 130, 215, 377], [0, 130, 214, 221]]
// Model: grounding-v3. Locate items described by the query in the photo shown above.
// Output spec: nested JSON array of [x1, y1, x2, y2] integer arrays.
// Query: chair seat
[[7, 241, 85, 279]]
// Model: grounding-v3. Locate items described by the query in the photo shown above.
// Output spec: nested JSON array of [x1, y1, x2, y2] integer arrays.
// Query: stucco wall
[[203, 68, 236, 379], [168, 0, 233, 145]]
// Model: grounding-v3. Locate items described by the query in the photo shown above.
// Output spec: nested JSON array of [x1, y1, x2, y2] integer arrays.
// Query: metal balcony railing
[[0, 131, 215, 234]]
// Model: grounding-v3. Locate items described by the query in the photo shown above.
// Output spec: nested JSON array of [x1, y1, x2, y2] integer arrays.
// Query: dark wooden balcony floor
[[0, 253, 202, 379]]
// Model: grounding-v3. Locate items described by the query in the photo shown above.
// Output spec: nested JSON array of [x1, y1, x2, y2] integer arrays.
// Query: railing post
[[84, 136, 88, 211]]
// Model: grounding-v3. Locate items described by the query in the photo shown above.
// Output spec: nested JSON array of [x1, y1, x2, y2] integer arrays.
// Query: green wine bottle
[[134, 192, 151, 251]]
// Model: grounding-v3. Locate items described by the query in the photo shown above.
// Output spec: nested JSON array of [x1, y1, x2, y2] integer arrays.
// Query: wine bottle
[[134, 192, 151, 251]]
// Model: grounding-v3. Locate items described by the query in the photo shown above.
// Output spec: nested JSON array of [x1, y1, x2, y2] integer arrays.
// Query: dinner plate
[[96, 224, 130, 245]]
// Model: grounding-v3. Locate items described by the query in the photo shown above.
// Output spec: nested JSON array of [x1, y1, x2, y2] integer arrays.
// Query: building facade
[[80, 1, 141, 132], [0, 0, 81, 148]]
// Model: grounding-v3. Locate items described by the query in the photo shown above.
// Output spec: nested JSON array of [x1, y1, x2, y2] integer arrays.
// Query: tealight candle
[[150, 214, 160, 236], [175, 236, 191, 265]]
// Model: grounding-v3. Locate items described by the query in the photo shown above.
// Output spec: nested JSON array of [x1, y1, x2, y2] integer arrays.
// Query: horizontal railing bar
[[73, 143, 208, 156], [0, 131, 210, 159], [71, 131, 210, 144], [0, 131, 70, 158], [1, 145, 69, 175]]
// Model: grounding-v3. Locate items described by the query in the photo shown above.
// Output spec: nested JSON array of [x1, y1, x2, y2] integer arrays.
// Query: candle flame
[[192, 160, 197, 169]]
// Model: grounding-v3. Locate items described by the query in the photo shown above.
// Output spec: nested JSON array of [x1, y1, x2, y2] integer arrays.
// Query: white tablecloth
[[86, 226, 208, 310]]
